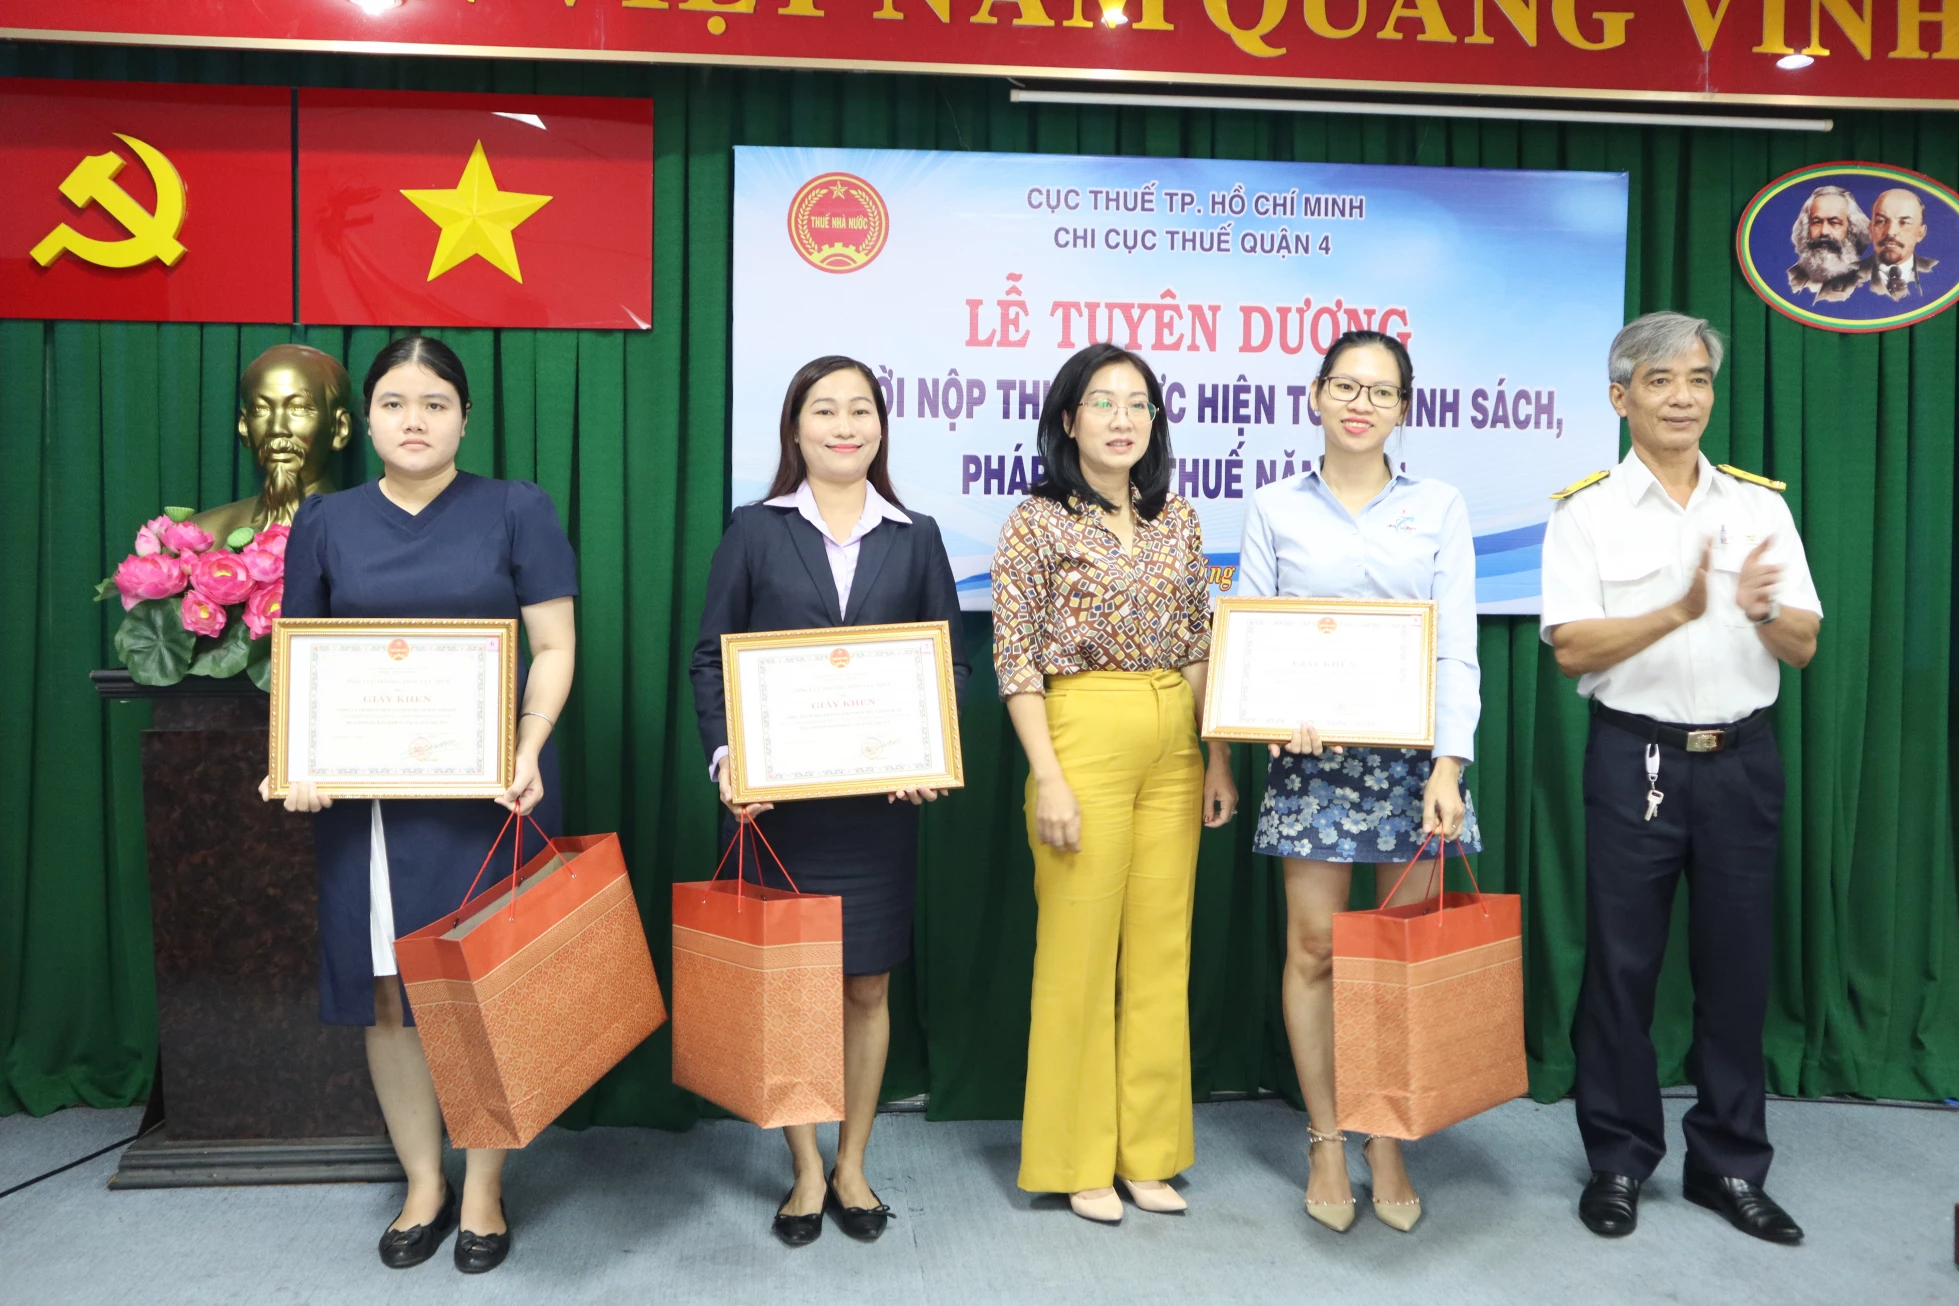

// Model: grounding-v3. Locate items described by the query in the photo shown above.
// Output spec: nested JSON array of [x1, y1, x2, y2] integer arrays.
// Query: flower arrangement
[[95, 507, 287, 688]]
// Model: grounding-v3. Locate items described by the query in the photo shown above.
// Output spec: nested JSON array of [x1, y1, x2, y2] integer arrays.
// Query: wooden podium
[[93, 671, 403, 1188]]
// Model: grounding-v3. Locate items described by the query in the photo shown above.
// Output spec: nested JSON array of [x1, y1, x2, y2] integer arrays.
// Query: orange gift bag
[[396, 810, 667, 1150], [1333, 835, 1528, 1140], [671, 819, 845, 1128]]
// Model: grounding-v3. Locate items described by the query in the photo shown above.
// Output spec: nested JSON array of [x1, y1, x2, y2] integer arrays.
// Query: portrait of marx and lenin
[[1738, 163, 1959, 333]]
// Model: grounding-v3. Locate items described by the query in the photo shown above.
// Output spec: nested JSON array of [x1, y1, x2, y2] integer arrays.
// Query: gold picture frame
[[1202, 597, 1438, 748], [268, 617, 519, 800], [722, 620, 964, 804]]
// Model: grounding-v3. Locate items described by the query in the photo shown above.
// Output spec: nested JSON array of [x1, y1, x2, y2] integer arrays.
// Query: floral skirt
[[1252, 747, 1482, 863]]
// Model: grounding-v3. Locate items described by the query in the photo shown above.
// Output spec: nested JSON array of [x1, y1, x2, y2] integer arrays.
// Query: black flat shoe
[[378, 1183, 457, 1269], [1683, 1164, 1803, 1244], [826, 1173, 893, 1241], [773, 1190, 823, 1247], [1579, 1172, 1640, 1237], [454, 1201, 511, 1274]]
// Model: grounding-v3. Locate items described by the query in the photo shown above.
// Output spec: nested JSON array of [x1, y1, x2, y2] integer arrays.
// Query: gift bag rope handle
[[1378, 830, 1489, 924], [451, 806, 565, 926], [708, 814, 804, 909]]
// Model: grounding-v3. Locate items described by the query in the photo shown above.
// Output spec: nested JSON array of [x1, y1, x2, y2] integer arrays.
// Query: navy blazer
[[691, 500, 971, 763]]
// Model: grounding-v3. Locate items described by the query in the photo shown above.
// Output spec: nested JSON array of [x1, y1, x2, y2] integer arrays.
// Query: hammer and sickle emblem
[[29, 134, 188, 270]]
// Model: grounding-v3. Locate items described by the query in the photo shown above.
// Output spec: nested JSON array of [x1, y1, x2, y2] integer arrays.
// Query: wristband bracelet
[[520, 710, 556, 726]]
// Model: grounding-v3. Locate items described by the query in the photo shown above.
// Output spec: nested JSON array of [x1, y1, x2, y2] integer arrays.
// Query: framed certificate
[[268, 618, 518, 799], [1202, 598, 1437, 748], [722, 620, 964, 804]]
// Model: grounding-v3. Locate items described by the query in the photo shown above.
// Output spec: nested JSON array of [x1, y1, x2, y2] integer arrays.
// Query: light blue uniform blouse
[[1236, 462, 1482, 762]]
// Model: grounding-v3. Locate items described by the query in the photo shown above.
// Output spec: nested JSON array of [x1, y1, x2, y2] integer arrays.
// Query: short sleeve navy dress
[[283, 473, 579, 1026]]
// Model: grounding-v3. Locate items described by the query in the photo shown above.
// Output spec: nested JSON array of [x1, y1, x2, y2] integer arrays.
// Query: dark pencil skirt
[[719, 793, 919, 976]]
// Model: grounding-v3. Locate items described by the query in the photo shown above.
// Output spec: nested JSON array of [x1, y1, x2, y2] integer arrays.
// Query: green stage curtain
[[3, 44, 1956, 1123]]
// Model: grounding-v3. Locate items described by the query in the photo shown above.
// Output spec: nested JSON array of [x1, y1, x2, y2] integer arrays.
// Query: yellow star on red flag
[[400, 141, 552, 283]]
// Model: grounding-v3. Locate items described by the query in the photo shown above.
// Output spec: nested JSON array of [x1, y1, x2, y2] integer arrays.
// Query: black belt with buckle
[[1592, 703, 1770, 753]]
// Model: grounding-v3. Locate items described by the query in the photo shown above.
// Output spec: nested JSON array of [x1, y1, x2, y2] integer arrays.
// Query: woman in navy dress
[[267, 336, 579, 1274], [692, 355, 968, 1247]]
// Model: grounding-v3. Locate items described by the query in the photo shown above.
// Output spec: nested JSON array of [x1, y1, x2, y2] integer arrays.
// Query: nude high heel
[[1116, 1176, 1188, 1213], [1361, 1135, 1423, 1233], [1305, 1127, 1357, 1233], [1069, 1187, 1124, 1223]]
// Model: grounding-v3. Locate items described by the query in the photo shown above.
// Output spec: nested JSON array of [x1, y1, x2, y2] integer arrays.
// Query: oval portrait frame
[[1737, 161, 1959, 334]]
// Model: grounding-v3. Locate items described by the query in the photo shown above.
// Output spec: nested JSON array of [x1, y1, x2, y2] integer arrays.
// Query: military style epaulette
[[1716, 464, 1787, 493], [1549, 470, 1611, 501]]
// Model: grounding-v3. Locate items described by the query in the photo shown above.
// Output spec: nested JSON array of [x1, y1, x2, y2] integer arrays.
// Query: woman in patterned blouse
[[1236, 329, 1483, 1235], [993, 342, 1238, 1224]]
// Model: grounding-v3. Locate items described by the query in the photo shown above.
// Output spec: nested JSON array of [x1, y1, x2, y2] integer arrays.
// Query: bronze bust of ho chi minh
[[191, 344, 355, 541]]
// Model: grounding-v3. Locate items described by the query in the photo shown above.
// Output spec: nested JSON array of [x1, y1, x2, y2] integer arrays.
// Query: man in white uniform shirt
[[1540, 312, 1821, 1245]]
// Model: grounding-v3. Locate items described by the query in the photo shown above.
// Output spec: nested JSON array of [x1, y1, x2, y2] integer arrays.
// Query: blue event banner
[[731, 147, 1628, 615]]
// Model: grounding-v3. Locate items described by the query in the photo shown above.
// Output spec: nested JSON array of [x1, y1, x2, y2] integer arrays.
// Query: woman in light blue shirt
[[1236, 329, 1482, 1236]]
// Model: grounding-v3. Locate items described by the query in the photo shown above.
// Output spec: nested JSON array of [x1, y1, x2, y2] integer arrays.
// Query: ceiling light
[[1099, 0, 1128, 25], [348, 0, 405, 14], [1777, 54, 1815, 69]]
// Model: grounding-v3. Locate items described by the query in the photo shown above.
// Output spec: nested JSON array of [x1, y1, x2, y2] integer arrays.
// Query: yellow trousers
[[1018, 670, 1203, 1193]]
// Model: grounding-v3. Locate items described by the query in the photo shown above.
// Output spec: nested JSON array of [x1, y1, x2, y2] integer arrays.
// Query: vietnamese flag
[[298, 89, 651, 330]]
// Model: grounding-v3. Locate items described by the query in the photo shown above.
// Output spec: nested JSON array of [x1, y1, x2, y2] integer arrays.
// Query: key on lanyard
[[1643, 743, 1664, 822]]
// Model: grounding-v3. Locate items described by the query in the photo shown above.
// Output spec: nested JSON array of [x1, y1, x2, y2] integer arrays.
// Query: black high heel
[[377, 1181, 457, 1269], [825, 1171, 893, 1241], [453, 1200, 511, 1274]]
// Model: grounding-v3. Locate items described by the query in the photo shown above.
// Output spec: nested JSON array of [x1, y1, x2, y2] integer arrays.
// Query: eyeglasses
[[1320, 376, 1405, 409], [1080, 397, 1160, 421]]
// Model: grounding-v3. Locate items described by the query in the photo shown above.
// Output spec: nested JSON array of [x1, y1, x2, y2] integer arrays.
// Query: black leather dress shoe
[[826, 1175, 893, 1241], [454, 1201, 511, 1274], [1683, 1165, 1803, 1244], [378, 1183, 458, 1269], [773, 1191, 823, 1247], [1579, 1172, 1641, 1237]]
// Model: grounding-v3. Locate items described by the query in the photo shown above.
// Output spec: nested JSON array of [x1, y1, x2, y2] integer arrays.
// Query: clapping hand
[[1735, 534, 1781, 621], [1676, 539, 1713, 622]]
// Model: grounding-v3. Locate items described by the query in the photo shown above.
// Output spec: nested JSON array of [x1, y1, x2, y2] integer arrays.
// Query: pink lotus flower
[[160, 520, 214, 555], [240, 533, 286, 583], [243, 581, 283, 638], [134, 514, 172, 557], [180, 589, 226, 638], [251, 523, 290, 557], [114, 552, 188, 611], [189, 551, 255, 605]]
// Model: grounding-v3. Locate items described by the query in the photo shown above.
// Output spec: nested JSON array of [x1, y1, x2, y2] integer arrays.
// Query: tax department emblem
[[788, 173, 889, 274]]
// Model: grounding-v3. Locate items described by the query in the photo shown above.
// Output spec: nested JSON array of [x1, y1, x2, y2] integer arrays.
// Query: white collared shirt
[[1539, 448, 1822, 724], [1238, 460, 1481, 761], [1876, 258, 1917, 287], [765, 479, 911, 614], [711, 480, 911, 782]]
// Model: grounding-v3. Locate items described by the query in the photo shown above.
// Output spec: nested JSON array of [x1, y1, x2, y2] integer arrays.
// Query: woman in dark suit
[[692, 355, 969, 1247]]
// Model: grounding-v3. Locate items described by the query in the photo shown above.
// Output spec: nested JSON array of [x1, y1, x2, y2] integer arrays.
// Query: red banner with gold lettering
[[0, 79, 292, 323], [3, 0, 1957, 110], [297, 89, 653, 329]]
